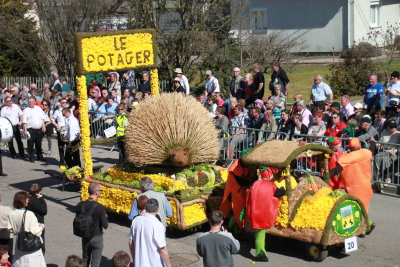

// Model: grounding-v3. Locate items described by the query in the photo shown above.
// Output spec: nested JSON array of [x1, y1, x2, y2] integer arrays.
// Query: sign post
[[74, 29, 158, 178]]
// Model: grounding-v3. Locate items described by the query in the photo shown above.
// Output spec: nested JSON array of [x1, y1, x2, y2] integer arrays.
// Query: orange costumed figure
[[337, 138, 373, 211]]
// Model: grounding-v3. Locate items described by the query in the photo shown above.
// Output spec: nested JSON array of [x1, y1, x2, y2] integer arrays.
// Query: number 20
[[348, 242, 354, 249]]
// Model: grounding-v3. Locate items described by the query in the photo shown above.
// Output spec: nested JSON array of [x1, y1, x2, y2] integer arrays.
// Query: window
[[370, 1, 380, 27], [251, 8, 267, 33]]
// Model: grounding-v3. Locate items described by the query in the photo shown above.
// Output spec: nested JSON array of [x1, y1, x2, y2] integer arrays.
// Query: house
[[236, 0, 400, 52]]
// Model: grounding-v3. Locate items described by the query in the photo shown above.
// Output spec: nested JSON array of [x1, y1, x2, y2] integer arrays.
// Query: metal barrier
[[89, 111, 117, 139], [372, 142, 400, 195], [291, 134, 369, 151]]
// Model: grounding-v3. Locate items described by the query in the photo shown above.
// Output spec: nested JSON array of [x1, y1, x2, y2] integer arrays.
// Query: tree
[[0, 0, 49, 76], [34, 0, 125, 78]]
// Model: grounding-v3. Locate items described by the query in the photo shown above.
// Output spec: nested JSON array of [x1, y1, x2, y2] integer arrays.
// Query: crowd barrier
[[89, 111, 117, 139]]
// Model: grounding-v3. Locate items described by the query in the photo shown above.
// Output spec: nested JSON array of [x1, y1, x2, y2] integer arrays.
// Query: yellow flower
[[332, 221, 336, 226], [166, 200, 178, 225], [149, 68, 159, 95], [325, 154, 330, 158], [59, 166, 67, 172], [336, 214, 341, 220], [290, 187, 340, 230], [183, 203, 207, 227], [275, 196, 289, 226], [108, 168, 173, 189], [220, 169, 228, 182], [355, 211, 360, 218], [172, 180, 187, 191]]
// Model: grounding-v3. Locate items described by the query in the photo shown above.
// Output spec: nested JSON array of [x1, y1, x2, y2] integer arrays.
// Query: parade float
[[80, 93, 226, 230], [222, 140, 373, 261]]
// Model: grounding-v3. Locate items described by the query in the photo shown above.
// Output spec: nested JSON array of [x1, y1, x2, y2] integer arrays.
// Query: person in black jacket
[[277, 109, 294, 140], [27, 183, 47, 254], [269, 62, 290, 96], [75, 183, 108, 267]]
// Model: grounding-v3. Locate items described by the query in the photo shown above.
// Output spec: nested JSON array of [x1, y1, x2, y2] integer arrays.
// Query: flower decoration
[[183, 203, 207, 227], [150, 68, 159, 95]]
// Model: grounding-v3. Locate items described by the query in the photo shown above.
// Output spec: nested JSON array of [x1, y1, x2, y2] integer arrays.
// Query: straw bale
[[241, 140, 333, 167], [125, 93, 219, 167]]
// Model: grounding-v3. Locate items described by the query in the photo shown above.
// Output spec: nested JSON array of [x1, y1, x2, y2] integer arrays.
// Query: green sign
[[331, 200, 362, 237]]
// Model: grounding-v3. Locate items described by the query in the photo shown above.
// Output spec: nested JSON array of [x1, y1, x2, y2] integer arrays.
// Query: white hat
[[174, 68, 183, 74], [10, 87, 19, 91], [353, 103, 363, 109], [205, 70, 212, 75], [173, 77, 181, 83]]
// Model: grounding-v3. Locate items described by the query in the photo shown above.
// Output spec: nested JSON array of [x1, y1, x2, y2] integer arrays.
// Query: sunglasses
[[5, 100, 11, 103], [61, 102, 67, 104]]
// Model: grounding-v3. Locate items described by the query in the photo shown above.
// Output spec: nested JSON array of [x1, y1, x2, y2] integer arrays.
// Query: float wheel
[[305, 243, 328, 262]]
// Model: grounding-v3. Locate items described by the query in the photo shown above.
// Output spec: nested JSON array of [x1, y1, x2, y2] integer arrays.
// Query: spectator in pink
[[341, 95, 354, 121], [296, 100, 313, 127]]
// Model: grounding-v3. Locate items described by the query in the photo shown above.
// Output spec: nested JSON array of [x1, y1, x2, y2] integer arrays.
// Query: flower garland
[[149, 68, 159, 95], [81, 181, 137, 214], [183, 203, 207, 227], [290, 187, 341, 230], [77, 75, 93, 178], [275, 196, 289, 227]]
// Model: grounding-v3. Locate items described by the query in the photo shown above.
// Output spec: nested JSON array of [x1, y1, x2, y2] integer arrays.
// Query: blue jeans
[[82, 235, 103, 267]]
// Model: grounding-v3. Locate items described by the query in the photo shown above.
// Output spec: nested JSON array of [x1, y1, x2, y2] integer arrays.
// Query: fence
[[89, 111, 117, 139], [0, 76, 170, 92]]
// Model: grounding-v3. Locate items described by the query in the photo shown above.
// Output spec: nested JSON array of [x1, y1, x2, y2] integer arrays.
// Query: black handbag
[[16, 210, 42, 252]]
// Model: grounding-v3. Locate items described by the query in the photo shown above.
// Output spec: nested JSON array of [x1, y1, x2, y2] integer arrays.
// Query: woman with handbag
[[27, 184, 47, 254], [7, 192, 46, 267]]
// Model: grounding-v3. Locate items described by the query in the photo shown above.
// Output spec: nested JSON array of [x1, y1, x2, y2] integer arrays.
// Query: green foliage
[[328, 46, 378, 96]]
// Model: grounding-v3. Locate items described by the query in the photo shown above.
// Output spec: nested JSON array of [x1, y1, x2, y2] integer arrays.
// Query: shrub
[[329, 47, 378, 96], [341, 42, 381, 58]]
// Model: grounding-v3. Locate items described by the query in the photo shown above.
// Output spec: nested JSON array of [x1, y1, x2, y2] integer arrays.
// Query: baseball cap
[[360, 117, 372, 124], [174, 68, 183, 74], [387, 120, 397, 129], [391, 71, 399, 79], [205, 70, 212, 75], [353, 103, 363, 109]]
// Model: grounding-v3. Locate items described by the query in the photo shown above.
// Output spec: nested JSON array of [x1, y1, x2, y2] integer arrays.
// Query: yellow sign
[[75, 29, 156, 74]]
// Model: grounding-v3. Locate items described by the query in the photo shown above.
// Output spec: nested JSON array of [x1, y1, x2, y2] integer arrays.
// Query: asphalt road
[[0, 139, 399, 267]]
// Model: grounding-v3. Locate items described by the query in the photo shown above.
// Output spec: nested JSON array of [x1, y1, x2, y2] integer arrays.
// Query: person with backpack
[[74, 183, 108, 267]]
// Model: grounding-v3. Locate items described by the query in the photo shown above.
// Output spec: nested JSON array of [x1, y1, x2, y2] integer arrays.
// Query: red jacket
[[325, 120, 346, 137]]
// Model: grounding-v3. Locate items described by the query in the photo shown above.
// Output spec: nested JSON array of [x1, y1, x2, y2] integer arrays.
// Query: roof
[[241, 140, 333, 168]]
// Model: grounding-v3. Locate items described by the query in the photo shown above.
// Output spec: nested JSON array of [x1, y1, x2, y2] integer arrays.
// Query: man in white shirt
[[23, 97, 48, 162], [62, 108, 81, 168], [174, 68, 190, 95], [0, 96, 25, 159], [129, 199, 171, 267], [52, 98, 70, 165], [386, 71, 400, 114], [310, 74, 333, 106], [204, 70, 220, 97]]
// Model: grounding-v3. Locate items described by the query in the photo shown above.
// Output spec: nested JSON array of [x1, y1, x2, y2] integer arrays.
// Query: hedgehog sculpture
[[125, 93, 220, 167]]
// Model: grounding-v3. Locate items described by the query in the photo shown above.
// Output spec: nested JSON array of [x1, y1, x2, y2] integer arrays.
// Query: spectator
[[308, 110, 326, 137], [27, 184, 47, 254], [364, 74, 384, 113], [52, 98, 69, 165], [0, 194, 12, 260], [252, 64, 265, 100], [122, 70, 136, 92], [292, 114, 308, 139], [385, 71, 400, 114], [132, 195, 162, 222], [51, 71, 62, 92], [0, 247, 11, 267], [342, 119, 358, 138], [207, 97, 218, 117], [229, 67, 245, 99], [75, 183, 108, 267], [374, 110, 386, 135], [277, 109, 294, 139], [172, 78, 186, 94], [111, 89, 121, 104], [174, 68, 190, 95], [379, 119, 400, 144], [64, 255, 82, 267], [243, 73, 255, 106], [269, 62, 290, 95], [63, 108, 81, 168], [7, 191, 46, 266], [108, 72, 121, 96], [42, 99, 54, 156], [198, 94, 206, 105], [265, 100, 281, 122], [196, 210, 240, 267], [101, 88, 109, 99], [67, 91, 78, 112], [138, 71, 151, 95], [340, 95, 354, 121], [289, 95, 302, 117], [296, 100, 313, 127], [356, 117, 379, 145], [103, 98, 118, 114], [60, 77, 71, 93], [310, 74, 333, 106], [269, 84, 286, 110], [23, 97, 49, 162], [236, 99, 248, 115], [112, 251, 131, 267], [258, 110, 278, 143], [254, 99, 266, 113], [10, 86, 20, 105], [325, 112, 347, 137], [204, 70, 220, 97], [129, 199, 172, 267], [1, 96, 25, 160], [228, 104, 248, 157], [214, 106, 229, 136], [247, 107, 264, 130], [329, 102, 345, 122], [43, 83, 52, 101], [128, 177, 172, 227], [348, 102, 365, 123]]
